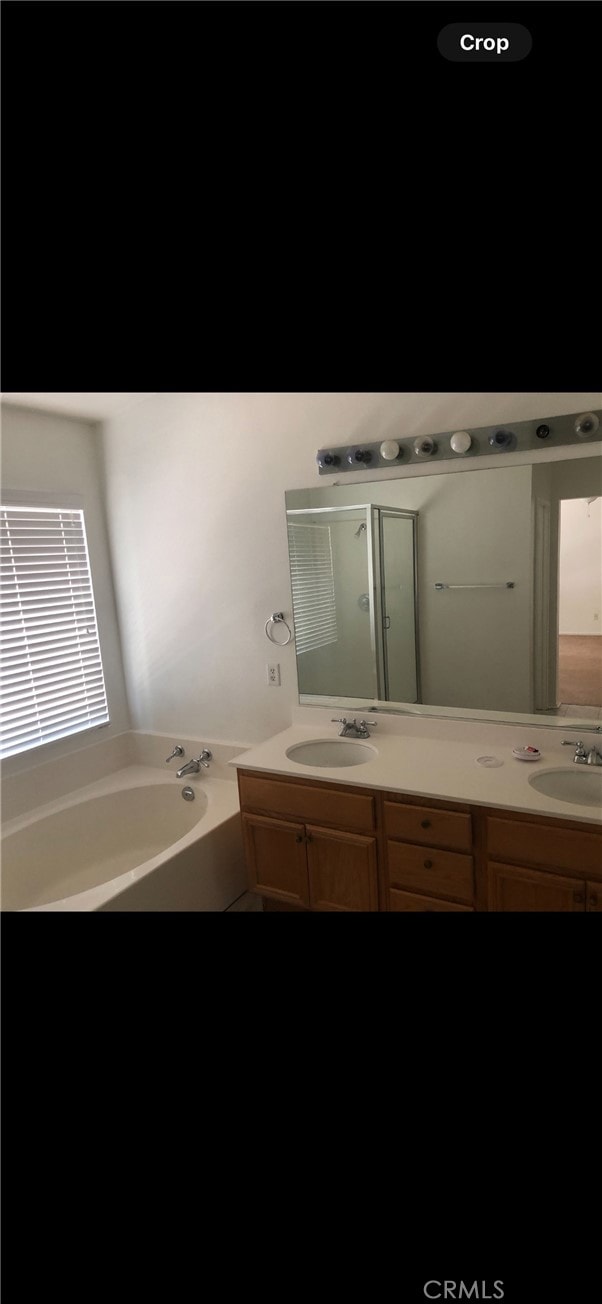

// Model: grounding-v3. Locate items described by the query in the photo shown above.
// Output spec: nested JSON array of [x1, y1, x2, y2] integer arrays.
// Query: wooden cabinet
[[485, 810, 602, 912], [239, 772, 379, 911], [238, 768, 602, 913], [383, 794, 476, 910]]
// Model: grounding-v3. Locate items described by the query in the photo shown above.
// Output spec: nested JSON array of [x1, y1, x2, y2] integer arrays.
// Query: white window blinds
[[287, 521, 338, 655], [0, 505, 109, 758]]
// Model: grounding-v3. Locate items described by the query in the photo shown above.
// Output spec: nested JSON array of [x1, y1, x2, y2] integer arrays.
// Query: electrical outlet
[[267, 663, 281, 686]]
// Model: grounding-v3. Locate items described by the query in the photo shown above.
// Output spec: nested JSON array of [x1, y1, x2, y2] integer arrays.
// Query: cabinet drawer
[[238, 772, 375, 832], [486, 816, 602, 878], [390, 888, 474, 913], [387, 841, 474, 905], [384, 800, 472, 852]]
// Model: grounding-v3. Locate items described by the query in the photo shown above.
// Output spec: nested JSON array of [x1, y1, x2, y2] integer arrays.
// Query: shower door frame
[[370, 506, 421, 703]]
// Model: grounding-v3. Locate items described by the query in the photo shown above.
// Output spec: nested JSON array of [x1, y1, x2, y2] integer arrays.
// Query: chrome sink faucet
[[332, 717, 377, 739], [177, 749, 213, 777], [561, 740, 602, 766]]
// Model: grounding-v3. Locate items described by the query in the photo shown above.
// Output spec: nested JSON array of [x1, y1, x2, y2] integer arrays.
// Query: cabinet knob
[[424, 859, 434, 869], [420, 819, 431, 829], [573, 892, 585, 905], [589, 893, 598, 907], [295, 834, 304, 843], [305, 832, 313, 842]]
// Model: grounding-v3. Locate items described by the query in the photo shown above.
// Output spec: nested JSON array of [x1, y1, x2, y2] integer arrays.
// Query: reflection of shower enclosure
[[287, 504, 419, 702]]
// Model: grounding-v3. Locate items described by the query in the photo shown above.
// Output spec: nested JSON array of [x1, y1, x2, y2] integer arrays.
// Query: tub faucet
[[165, 744, 185, 763], [177, 750, 212, 777]]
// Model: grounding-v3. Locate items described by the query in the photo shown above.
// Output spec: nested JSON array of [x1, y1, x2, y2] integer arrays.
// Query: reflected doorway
[[557, 496, 602, 717]]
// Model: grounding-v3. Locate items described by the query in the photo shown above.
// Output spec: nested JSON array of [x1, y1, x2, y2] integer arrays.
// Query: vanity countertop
[[230, 714, 602, 826]]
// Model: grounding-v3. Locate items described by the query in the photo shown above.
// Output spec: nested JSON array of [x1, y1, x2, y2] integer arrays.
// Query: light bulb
[[450, 431, 472, 455], [379, 439, 401, 461], [575, 412, 599, 439], [317, 451, 340, 469], [413, 436, 437, 457], [489, 429, 513, 450]]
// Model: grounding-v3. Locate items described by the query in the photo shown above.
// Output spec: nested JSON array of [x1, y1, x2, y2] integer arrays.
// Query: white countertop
[[230, 711, 602, 826]]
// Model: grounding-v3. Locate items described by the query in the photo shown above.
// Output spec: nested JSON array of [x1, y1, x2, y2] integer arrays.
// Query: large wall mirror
[[285, 451, 602, 730]]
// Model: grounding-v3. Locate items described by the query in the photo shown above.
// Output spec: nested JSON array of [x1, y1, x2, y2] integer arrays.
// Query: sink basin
[[528, 766, 602, 809], [285, 739, 378, 768]]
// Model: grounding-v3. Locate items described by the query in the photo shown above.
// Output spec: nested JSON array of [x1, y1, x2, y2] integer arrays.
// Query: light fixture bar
[[316, 409, 602, 474]]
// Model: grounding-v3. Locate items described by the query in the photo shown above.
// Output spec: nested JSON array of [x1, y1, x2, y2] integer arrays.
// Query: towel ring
[[265, 612, 293, 646]]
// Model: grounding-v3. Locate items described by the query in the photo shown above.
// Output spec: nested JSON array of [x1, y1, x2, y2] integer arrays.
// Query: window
[[287, 521, 338, 655], [0, 504, 109, 758]]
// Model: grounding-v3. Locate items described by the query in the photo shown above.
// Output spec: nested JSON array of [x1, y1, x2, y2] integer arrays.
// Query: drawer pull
[[424, 859, 433, 869], [420, 819, 432, 829], [295, 834, 304, 843], [589, 893, 598, 907], [573, 892, 585, 905]]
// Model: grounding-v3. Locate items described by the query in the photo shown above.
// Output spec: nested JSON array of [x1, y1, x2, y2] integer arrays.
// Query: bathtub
[[1, 749, 248, 911]]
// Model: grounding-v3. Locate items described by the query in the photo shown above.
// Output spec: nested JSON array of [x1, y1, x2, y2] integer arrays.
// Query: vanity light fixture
[[450, 431, 472, 455], [315, 408, 602, 474]]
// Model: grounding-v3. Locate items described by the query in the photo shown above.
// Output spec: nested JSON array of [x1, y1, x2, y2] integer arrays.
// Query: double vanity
[[231, 713, 602, 912]]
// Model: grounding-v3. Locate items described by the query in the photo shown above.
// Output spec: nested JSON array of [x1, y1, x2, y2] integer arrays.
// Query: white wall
[[100, 393, 602, 744], [558, 497, 602, 635], [1, 405, 131, 770]]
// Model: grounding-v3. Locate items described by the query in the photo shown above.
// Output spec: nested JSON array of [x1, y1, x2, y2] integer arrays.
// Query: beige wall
[[100, 393, 601, 744], [1, 405, 131, 771]]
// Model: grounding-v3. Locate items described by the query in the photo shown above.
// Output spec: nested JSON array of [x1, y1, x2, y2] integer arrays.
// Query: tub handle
[[166, 744, 185, 763]]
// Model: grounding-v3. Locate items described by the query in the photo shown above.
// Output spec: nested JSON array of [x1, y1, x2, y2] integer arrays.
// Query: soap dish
[[512, 746, 542, 761]]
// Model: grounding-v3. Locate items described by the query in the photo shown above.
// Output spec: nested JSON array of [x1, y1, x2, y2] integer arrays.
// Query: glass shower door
[[286, 506, 377, 700]]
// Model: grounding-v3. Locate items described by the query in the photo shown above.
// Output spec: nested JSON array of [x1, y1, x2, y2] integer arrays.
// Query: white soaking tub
[[1, 760, 247, 912]]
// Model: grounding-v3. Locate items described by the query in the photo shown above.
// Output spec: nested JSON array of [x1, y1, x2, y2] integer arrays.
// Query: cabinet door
[[242, 813, 309, 907], [306, 826, 378, 912], [587, 882, 602, 912], [488, 862, 586, 912]]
